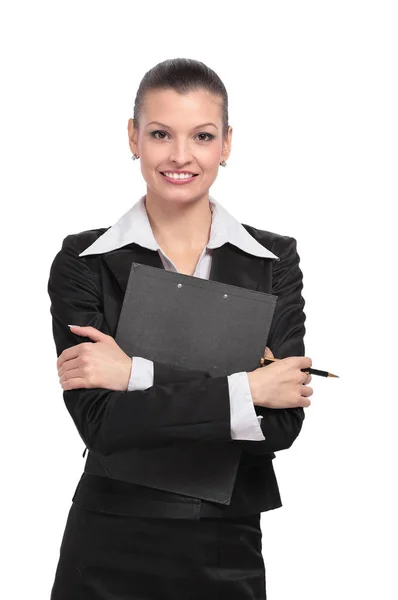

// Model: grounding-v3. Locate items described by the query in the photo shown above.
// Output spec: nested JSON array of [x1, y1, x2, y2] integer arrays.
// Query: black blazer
[[47, 223, 307, 519]]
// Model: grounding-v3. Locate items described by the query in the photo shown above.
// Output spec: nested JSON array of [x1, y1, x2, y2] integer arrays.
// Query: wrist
[[125, 357, 133, 391], [247, 371, 261, 406]]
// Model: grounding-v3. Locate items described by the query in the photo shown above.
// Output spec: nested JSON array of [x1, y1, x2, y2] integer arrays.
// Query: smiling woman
[[48, 57, 310, 600]]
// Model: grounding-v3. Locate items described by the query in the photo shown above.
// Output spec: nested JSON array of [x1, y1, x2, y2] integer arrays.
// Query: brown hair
[[133, 58, 229, 139]]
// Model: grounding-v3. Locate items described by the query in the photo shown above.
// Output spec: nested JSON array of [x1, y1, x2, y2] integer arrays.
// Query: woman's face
[[128, 88, 232, 206]]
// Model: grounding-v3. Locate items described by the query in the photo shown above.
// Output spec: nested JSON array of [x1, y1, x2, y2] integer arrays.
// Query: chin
[[153, 188, 208, 205]]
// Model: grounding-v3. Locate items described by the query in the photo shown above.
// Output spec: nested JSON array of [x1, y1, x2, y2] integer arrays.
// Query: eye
[[150, 130, 169, 140], [197, 133, 215, 142], [150, 130, 215, 142]]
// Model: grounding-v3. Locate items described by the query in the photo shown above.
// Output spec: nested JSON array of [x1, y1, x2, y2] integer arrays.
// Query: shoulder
[[60, 227, 110, 255], [48, 227, 110, 284], [241, 222, 299, 259]]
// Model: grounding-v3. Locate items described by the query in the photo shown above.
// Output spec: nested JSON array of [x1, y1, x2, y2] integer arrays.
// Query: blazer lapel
[[208, 243, 265, 291], [102, 244, 164, 296], [102, 241, 266, 298]]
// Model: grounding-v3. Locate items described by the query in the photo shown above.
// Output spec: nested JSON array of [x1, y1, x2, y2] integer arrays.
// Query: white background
[[1, 1, 397, 598]]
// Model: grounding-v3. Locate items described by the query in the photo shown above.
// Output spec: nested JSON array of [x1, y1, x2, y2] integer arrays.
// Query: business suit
[[48, 195, 306, 598]]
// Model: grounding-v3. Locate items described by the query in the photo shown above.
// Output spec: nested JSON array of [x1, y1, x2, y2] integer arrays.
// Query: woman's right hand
[[247, 346, 313, 409]]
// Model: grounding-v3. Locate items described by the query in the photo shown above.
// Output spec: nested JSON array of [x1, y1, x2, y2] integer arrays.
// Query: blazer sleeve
[[153, 359, 213, 386], [47, 237, 232, 457], [232, 235, 307, 454]]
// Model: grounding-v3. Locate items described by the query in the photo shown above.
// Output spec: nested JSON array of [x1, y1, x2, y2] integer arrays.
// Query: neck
[[144, 190, 213, 253]]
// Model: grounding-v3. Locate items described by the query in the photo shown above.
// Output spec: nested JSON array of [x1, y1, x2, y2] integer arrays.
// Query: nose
[[168, 138, 194, 165]]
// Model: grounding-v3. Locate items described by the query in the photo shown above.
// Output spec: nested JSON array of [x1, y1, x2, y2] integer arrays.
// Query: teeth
[[163, 172, 196, 179]]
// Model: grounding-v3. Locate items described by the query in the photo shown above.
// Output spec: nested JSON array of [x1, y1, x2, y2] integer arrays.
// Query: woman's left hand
[[57, 325, 132, 391]]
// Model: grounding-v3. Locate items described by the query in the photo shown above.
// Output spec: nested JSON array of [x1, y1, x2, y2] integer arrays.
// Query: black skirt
[[50, 502, 266, 600]]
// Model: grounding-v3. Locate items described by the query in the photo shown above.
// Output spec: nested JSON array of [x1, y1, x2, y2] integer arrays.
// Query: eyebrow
[[146, 121, 218, 130]]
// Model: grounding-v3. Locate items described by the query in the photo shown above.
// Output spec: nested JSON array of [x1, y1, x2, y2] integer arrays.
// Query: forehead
[[141, 88, 222, 124]]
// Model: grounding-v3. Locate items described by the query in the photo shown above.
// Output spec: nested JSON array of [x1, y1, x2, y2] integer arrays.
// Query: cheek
[[198, 144, 223, 169], [205, 150, 223, 171], [140, 139, 163, 164], [139, 144, 163, 178]]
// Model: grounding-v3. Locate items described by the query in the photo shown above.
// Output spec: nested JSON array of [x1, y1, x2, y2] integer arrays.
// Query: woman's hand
[[247, 346, 313, 409], [57, 325, 132, 391]]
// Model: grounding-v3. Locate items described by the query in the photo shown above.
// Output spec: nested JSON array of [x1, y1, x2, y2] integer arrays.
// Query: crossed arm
[[48, 234, 306, 457]]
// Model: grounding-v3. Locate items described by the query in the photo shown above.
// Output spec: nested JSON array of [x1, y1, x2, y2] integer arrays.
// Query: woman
[[48, 58, 313, 600]]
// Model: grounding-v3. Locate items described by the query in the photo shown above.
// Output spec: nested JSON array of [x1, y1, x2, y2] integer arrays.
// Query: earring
[[131, 154, 139, 160], [220, 160, 227, 167]]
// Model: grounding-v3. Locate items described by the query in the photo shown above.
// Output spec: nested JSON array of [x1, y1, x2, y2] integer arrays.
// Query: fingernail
[[68, 324, 79, 328]]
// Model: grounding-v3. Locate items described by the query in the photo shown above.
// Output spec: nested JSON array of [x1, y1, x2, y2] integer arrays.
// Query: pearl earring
[[220, 160, 227, 167], [131, 154, 139, 160]]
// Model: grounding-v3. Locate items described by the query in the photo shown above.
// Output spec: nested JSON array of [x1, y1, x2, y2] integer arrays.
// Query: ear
[[127, 118, 139, 155], [221, 125, 233, 162]]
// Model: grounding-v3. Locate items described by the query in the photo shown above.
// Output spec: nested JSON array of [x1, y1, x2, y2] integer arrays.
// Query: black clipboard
[[116, 262, 278, 376], [92, 262, 278, 504]]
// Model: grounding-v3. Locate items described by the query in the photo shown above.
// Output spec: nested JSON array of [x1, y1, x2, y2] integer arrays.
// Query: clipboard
[[116, 262, 278, 376], [87, 262, 278, 505]]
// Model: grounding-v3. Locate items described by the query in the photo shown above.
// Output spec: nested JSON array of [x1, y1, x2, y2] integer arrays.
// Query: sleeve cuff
[[127, 357, 154, 391], [227, 372, 266, 440]]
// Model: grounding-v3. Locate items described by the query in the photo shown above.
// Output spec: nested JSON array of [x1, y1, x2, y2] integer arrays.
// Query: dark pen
[[259, 356, 339, 378]]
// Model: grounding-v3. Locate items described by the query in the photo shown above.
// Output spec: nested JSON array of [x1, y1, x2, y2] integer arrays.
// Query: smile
[[160, 172, 199, 185]]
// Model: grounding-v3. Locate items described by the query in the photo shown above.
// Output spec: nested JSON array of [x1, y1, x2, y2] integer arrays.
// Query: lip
[[160, 172, 199, 185], [161, 170, 198, 174]]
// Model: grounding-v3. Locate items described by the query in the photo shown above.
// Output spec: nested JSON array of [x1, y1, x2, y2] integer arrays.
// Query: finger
[[57, 344, 89, 369], [58, 356, 82, 377], [299, 356, 313, 369], [61, 376, 89, 391], [59, 367, 84, 385], [300, 396, 312, 407], [301, 384, 313, 397], [264, 346, 274, 358], [68, 325, 106, 343]]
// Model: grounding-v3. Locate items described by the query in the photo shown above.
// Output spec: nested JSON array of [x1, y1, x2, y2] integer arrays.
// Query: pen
[[259, 357, 339, 378]]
